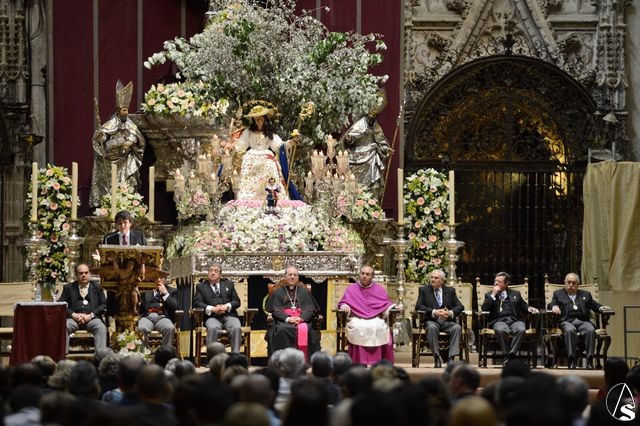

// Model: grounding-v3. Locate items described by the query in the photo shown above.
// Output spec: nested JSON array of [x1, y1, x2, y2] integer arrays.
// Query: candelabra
[[443, 224, 465, 285], [382, 223, 411, 346], [64, 220, 85, 284], [23, 221, 47, 301]]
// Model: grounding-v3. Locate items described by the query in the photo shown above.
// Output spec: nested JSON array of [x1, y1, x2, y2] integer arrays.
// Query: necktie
[[435, 289, 442, 306], [214, 284, 220, 296], [500, 292, 507, 301], [122, 234, 128, 245]]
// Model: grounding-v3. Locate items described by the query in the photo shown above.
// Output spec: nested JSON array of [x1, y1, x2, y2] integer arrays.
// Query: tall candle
[[110, 163, 117, 220], [71, 162, 78, 220], [31, 162, 38, 221], [148, 166, 155, 222], [397, 168, 404, 225], [449, 170, 455, 225]]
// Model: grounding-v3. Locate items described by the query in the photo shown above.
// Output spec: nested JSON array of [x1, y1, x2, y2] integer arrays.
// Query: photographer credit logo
[[606, 383, 636, 421]]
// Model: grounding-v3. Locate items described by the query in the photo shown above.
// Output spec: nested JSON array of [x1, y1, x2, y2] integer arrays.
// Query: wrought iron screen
[[406, 56, 596, 306]]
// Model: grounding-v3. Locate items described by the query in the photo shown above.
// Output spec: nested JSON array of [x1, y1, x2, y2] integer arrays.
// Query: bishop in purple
[[338, 265, 395, 365]]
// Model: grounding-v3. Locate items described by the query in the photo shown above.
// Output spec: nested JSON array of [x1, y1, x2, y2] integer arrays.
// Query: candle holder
[[443, 223, 465, 285], [145, 221, 163, 247], [23, 221, 47, 300], [382, 222, 411, 347], [64, 220, 85, 283]]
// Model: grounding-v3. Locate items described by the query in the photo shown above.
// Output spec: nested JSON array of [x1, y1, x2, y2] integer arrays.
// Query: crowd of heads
[[2, 348, 638, 426]]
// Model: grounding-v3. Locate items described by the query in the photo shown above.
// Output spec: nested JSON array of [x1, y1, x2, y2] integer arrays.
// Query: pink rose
[[434, 207, 442, 215], [52, 182, 61, 190], [147, 98, 156, 106], [50, 234, 59, 243], [356, 200, 365, 206], [45, 169, 53, 176], [65, 200, 72, 208], [50, 202, 58, 210], [417, 197, 425, 205], [132, 200, 141, 206], [157, 84, 165, 93], [126, 342, 136, 350], [433, 258, 442, 265], [414, 220, 422, 229], [430, 186, 437, 192], [419, 242, 427, 249], [418, 260, 426, 268], [367, 199, 376, 205], [62, 223, 70, 231], [372, 211, 381, 219], [428, 235, 437, 242], [167, 100, 174, 108], [177, 90, 186, 97], [50, 271, 58, 279], [408, 232, 416, 240]]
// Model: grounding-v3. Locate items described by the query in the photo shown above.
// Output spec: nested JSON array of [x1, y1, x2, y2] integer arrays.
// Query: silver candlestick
[[382, 222, 411, 346], [145, 221, 163, 247], [444, 223, 465, 285], [23, 221, 47, 300], [64, 220, 85, 282]]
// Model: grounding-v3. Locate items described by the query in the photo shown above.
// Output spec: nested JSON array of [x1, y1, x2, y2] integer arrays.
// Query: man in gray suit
[[192, 264, 242, 352], [548, 272, 610, 369], [138, 276, 178, 348], [415, 269, 464, 367], [59, 263, 107, 353]]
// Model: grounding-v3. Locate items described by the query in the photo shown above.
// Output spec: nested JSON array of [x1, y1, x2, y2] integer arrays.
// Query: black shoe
[[568, 357, 576, 369], [434, 356, 442, 368], [586, 357, 594, 370]]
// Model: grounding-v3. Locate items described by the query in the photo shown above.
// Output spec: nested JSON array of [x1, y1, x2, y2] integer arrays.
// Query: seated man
[[548, 272, 610, 369], [102, 210, 147, 245], [266, 266, 321, 359], [415, 269, 464, 367], [481, 272, 539, 365], [59, 263, 107, 353], [338, 265, 395, 365], [193, 264, 242, 352], [138, 276, 178, 348]]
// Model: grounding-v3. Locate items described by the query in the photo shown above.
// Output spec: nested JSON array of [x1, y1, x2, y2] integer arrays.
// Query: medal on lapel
[[573, 304, 578, 310], [82, 299, 88, 306]]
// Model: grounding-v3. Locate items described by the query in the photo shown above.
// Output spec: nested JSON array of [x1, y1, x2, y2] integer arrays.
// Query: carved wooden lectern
[[94, 245, 168, 341]]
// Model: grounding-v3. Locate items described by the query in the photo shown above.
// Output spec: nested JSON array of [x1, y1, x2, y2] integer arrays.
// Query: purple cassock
[[338, 282, 395, 365]]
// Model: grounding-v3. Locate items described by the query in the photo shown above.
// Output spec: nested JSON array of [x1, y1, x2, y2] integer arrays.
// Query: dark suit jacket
[[547, 288, 602, 322], [415, 285, 464, 320], [139, 286, 178, 321], [102, 229, 147, 245], [192, 279, 240, 318], [59, 281, 107, 319], [481, 288, 530, 326]]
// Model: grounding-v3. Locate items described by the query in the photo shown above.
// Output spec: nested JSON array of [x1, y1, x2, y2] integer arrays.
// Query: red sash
[[283, 307, 308, 359]]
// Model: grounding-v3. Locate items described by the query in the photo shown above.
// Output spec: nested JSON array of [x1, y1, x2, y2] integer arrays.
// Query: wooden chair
[[476, 278, 540, 367], [191, 279, 257, 367], [410, 279, 473, 367], [146, 310, 185, 357], [0, 282, 34, 360], [543, 274, 614, 369]]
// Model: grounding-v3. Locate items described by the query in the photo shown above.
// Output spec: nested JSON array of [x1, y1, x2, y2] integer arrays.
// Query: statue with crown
[[90, 80, 146, 208]]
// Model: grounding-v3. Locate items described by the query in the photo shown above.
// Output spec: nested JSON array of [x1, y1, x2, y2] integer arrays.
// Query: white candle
[[397, 168, 404, 225], [449, 170, 455, 225], [31, 162, 38, 221], [71, 162, 78, 220], [110, 163, 117, 220], [148, 166, 155, 222]]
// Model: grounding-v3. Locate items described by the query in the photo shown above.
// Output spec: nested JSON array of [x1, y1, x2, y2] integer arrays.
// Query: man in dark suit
[[415, 269, 465, 367], [137, 276, 178, 348], [192, 264, 242, 352], [102, 210, 147, 245], [59, 263, 108, 352], [481, 271, 539, 365], [548, 272, 610, 369]]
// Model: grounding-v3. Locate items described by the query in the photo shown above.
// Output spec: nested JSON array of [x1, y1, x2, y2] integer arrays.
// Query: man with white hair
[[415, 269, 464, 368], [548, 272, 610, 369]]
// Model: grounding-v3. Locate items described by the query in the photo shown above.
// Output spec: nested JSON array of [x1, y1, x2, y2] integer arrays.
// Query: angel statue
[[89, 80, 146, 207], [340, 93, 392, 201]]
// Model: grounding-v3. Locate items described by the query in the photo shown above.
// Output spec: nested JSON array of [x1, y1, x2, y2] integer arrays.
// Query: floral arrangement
[[144, 0, 387, 142], [25, 164, 72, 290], [176, 186, 211, 224], [403, 169, 449, 283], [94, 182, 148, 218], [166, 203, 366, 258], [337, 191, 386, 221], [116, 331, 151, 359], [141, 82, 230, 119]]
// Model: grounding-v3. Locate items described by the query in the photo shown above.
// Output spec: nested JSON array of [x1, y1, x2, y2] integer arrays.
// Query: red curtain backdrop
[[52, 0, 401, 215]]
